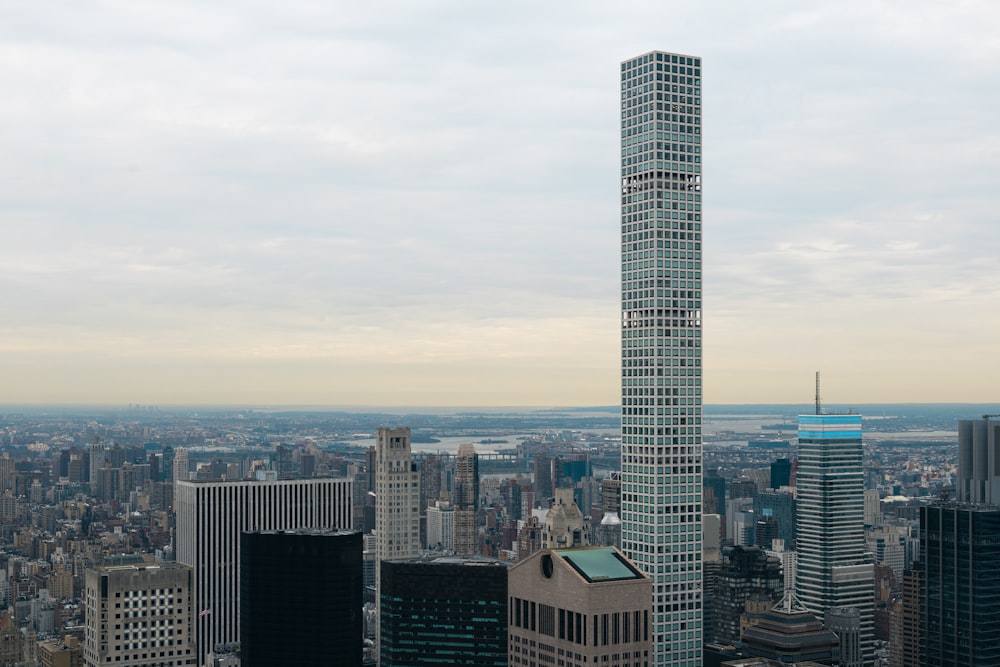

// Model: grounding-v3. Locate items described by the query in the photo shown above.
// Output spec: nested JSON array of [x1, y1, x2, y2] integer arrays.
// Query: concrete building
[[240, 530, 362, 667], [957, 417, 1000, 504], [825, 606, 861, 667], [375, 428, 420, 563], [619, 49, 704, 667], [38, 635, 83, 667], [509, 547, 652, 667], [379, 556, 508, 667], [83, 562, 194, 667], [541, 488, 588, 549], [795, 413, 873, 665], [175, 476, 352, 667], [426, 500, 456, 551]]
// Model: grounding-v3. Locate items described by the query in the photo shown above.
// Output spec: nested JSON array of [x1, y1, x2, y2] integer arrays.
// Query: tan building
[[541, 489, 588, 549], [0, 611, 21, 666], [84, 562, 195, 667], [509, 546, 651, 667], [38, 635, 83, 667]]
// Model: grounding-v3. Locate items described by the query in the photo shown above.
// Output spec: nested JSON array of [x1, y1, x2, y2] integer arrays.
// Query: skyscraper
[[175, 477, 353, 666], [620, 49, 704, 667], [453, 443, 479, 555], [240, 530, 362, 667], [795, 413, 874, 665], [374, 427, 420, 654]]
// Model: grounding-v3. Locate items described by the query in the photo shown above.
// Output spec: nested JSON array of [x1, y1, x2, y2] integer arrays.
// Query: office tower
[[826, 606, 862, 667], [889, 566, 920, 667], [753, 489, 796, 548], [957, 417, 1000, 503], [175, 477, 353, 667], [240, 530, 362, 667], [375, 427, 420, 655], [375, 427, 420, 563], [795, 413, 873, 664], [426, 500, 456, 551], [453, 443, 479, 555], [703, 470, 725, 517], [701, 514, 722, 644], [765, 538, 797, 598], [620, 49, 704, 667], [533, 453, 553, 503], [920, 503, 1000, 666], [509, 547, 651, 667], [379, 557, 508, 667], [770, 458, 792, 489], [83, 562, 194, 667], [863, 489, 880, 527], [711, 545, 783, 645], [541, 488, 589, 549], [172, 447, 188, 483]]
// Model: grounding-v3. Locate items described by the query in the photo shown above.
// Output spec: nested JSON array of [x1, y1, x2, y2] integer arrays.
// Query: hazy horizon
[[3, 2, 999, 406]]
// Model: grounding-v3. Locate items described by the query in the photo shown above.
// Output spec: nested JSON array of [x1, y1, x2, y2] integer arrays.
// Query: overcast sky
[[2, 1, 999, 407]]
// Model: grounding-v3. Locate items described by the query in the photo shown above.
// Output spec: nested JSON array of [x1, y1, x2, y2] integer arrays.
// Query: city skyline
[[3, 1, 1000, 406]]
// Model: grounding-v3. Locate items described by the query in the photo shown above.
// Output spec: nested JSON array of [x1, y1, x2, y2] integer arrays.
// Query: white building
[[619, 49, 704, 667], [84, 562, 195, 667], [426, 500, 455, 551], [175, 476, 352, 667]]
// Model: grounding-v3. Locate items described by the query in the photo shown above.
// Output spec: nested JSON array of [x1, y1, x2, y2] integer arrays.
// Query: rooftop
[[554, 547, 645, 583]]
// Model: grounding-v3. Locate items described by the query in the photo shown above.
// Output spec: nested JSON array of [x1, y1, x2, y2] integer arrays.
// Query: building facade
[[920, 503, 1000, 666], [509, 547, 652, 667], [240, 530, 362, 667], [619, 50, 704, 667], [453, 443, 479, 556], [175, 476, 353, 667], [375, 427, 420, 563], [83, 562, 194, 667], [380, 557, 508, 667], [795, 413, 873, 664]]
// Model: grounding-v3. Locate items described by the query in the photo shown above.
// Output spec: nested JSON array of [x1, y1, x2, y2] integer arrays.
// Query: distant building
[[38, 635, 83, 667], [770, 458, 793, 490], [453, 444, 479, 555], [957, 418, 1000, 503], [541, 488, 588, 549], [83, 562, 194, 667], [825, 606, 862, 667], [426, 500, 455, 551], [240, 530, 362, 667], [753, 489, 796, 548], [508, 547, 651, 667], [379, 557, 508, 667], [712, 546, 784, 645]]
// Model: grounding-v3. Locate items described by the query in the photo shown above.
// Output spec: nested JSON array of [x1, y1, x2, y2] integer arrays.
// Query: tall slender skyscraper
[[795, 413, 874, 665], [453, 443, 479, 555], [620, 49, 704, 667]]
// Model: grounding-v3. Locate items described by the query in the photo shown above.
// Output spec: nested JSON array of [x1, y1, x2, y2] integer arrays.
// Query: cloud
[[1, 0, 999, 404]]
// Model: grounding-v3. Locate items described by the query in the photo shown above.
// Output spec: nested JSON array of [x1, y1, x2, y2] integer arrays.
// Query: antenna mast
[[815, 371, 821, 415]]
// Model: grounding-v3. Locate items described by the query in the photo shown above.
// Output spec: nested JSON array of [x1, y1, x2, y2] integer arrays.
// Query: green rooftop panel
[[555, 548, 643, 583]]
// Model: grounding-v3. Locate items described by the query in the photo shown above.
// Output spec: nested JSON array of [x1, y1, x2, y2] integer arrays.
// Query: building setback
[[379, 557, 508, 667], [175, 477, 353, 667], [509, 547, 651, 667], [83, 562, 194, 667], [240, 530, 362, 667], [619, 49, 704, 667]]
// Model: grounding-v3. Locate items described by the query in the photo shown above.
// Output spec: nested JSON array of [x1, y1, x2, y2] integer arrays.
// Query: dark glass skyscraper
[[920, 504, 1000, 666], [379, 557, 508, 667], [240, 530, 362, 667]]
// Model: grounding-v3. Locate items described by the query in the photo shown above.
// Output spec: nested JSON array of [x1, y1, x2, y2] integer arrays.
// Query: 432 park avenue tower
[[620, 50, 704, 667]]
